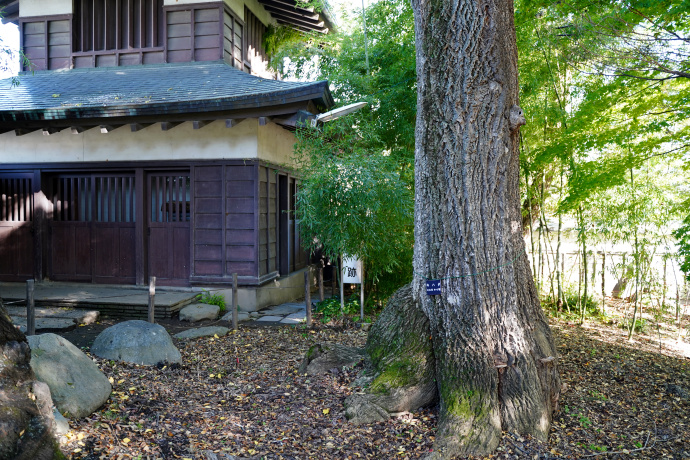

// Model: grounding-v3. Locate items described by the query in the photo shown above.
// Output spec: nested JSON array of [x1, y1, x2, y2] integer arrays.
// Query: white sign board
[[342, 256, 362, 284]]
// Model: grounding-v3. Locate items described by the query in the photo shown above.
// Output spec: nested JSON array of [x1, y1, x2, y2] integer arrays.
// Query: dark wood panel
[[23, 22, 45, 34], [195, 244, 221, 260], [196, 214, 222, 229], [167, 9, 191, 24], [96, 54, 118, 67], [226, 181, 255, 197], [226, 213, 253, 229], [226, 166, 254, 180], [196, 166, 223, 181], [194, 21, 218, 35], [167, 23, 192, 38], [226, 245, 255, 261], [226, 229, 254, 244], [93, 225, 136, 281], [225, 261, 254, 276], [195, 197, 223, 213], [194, 34, 220, 48], [195, 260, 223, 275], [48, 34, 71, 46], [120, 53, 141, 66], [194, 8, 220, 22], [142, 51, 165, 64], [194, 48, 221, 61], [48, 19, 70, 33], [168, 36, 191, 50], [48, 45, 70, 58], [226, 197, 254, 213], [74, 56, 95, 68], [195, 181, 222, 197], [0, 225, 34, 281], [194, 229, 222, 245], [167, 49, 193, 62], [50, 223, 92, 280], [49, 58, 71, 69], [23, 34, 46, 47]]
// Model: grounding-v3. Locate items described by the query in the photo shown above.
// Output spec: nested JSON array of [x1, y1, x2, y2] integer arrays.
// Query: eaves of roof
[[0, 61, 334, 129]]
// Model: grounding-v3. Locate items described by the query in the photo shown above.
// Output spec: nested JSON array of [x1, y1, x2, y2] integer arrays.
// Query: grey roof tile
[[0, 61, 332, 119]]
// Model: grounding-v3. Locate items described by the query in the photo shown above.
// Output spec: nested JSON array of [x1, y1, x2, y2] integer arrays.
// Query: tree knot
[[509, 105, 526, 131]]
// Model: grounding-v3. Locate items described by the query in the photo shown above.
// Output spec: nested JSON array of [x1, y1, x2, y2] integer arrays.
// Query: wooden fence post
[[26, 280, 35, 336], [318, 266, 324, 302], [305, 270, 312, 327], [232, 273, 238, 330], [148, 277, 156, 323]]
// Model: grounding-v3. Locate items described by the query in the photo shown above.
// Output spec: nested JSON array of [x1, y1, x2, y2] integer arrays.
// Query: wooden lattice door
[[147, 172, 191, 286]]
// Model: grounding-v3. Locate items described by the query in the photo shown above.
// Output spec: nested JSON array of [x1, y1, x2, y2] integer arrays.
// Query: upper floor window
[[74, 0, 164, 52]]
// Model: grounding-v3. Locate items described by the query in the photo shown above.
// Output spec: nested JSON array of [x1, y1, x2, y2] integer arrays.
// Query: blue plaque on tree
[[426, 279, 441, 296]]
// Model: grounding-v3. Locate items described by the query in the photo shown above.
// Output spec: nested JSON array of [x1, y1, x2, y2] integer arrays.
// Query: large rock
[[179, 304, 220, 322], [0, 302, 64, 459], [221, 311, 250, 322], [27, 334, 112, 419], [298, 343, 365, 375], [91, 320, 181, 366]]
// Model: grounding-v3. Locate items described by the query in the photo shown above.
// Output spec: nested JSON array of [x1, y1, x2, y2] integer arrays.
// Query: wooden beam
[[259, 2, 320, 21], [161, 121, 182, 131], [225, 118, 245, 128], [258, 117, 271, 126], [267, 9, 325, 30], [193, 120, 213, 130], [42, 127, 64, 136], [100, 125, 122, 134], [130, 123, 153, 132], [70, 126, 95, 134], [15, 128, 38, 136]]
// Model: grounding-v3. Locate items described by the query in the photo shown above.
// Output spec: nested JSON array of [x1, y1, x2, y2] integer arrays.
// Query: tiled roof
[[0, 61, 333, 124]]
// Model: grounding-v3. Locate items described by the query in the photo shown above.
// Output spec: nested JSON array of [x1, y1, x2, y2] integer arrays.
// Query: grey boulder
[[174, 326, 230, 340], [27, 333, 112, 418], [221, 311, 250, 322], [298, 343, 365, 375], [179, 303, 220, 322], [91, 320, 181, 365]]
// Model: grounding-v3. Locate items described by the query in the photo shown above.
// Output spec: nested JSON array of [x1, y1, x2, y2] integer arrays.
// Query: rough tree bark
[[410, 0, 560, 455], [0, 299, 64, 459], [344, 0, 561, 458]]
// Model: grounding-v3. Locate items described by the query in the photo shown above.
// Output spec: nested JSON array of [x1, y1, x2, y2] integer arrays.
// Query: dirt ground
[[50, 301, 690, 460]]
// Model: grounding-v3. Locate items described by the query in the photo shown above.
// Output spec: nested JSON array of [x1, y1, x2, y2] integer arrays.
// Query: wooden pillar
[[148, 276, 156, 323], [135, 168, 145, 285], [32, 170, 44, 282], [305, 269, 312, 327], [26, 280, 35, 336], [232, 273, 238, 330]]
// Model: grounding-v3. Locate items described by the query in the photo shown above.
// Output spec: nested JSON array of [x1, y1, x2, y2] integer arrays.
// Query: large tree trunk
[[0, 300, 64, 460], [409, 0, 560, 456]]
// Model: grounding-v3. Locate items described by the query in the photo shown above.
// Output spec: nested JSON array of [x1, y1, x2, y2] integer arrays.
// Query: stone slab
[[14, 318, 77, 333], [255, 315, 284, 322], [260, 305, 303, 316], [280, 312, 307, 324], [7, 307, 99, 325], [174, 326, 230, 340]]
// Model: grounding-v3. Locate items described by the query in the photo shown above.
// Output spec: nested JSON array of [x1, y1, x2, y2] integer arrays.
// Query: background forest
[[269, 0, 690, 341]]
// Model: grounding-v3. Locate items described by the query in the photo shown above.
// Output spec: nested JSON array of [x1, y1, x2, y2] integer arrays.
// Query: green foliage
[[196, 290, 226, 313], [621, 317, 648, 334], [294, 120, 413, 286], [314, 295, 360, 322], [673, 213, 690, 281]]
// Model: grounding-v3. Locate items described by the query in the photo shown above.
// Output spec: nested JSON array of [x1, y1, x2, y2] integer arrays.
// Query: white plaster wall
[[257, 122, 297, 168], [0, 119, 263, 163], [20, 0, 72, 17]]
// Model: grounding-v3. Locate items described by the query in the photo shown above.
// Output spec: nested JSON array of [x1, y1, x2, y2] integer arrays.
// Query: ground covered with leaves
[[57, 311, 690, 460]]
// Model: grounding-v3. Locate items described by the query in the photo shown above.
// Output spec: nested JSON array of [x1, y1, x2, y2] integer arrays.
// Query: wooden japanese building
[[0, 0, 334, 310]]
